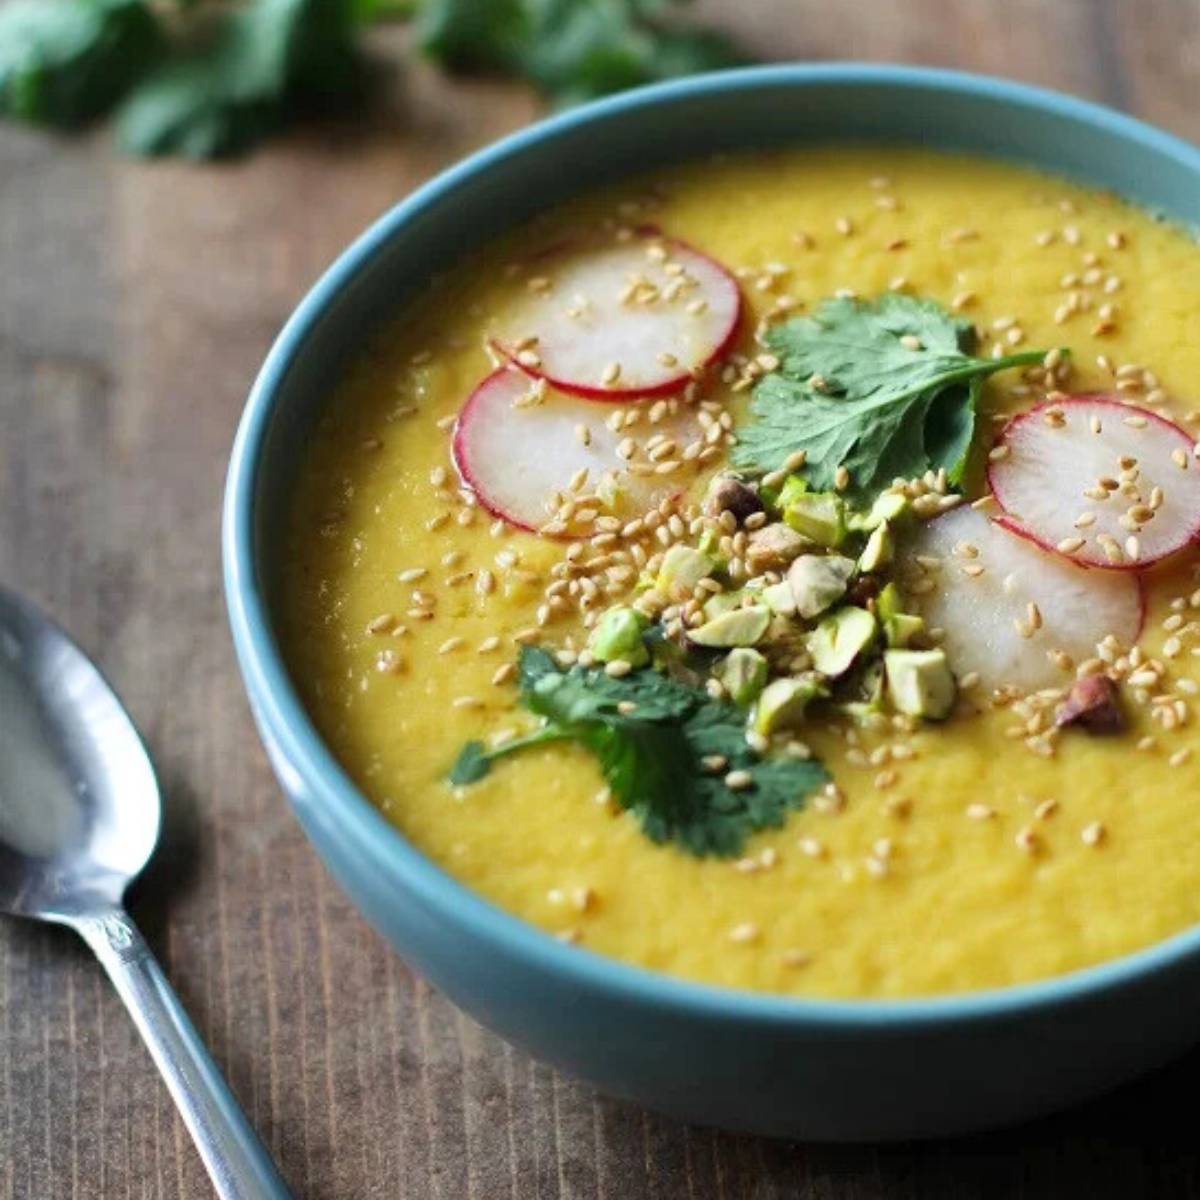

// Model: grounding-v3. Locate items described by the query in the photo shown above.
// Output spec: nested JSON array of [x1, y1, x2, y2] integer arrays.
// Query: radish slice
[[452, 368, 706, 533], [494, 235, 741, 399], [903, 506, 1142, 694], [988, 396, 1200, 569]]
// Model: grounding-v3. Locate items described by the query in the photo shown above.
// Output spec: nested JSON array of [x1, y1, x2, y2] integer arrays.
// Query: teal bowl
[[223, 64, 1200, 1140]]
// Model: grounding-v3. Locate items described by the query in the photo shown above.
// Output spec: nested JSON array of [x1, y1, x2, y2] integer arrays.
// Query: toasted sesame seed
[[1014, 825, 1040, 854], [367, 613, 397, 635], [899, 334, 923, 351], [728, 922, 759, 944], [725, 769, 753, 791], [1173, 447, 1190, 469], [1081, 821, 1106, 846], [1169, 748, 1192, 768], [491, 663, 516, 686], [988, 444, 1010, 461], [375, 650, 404, 675], [604, 659, 632, 678], [438, 637, 464, 655], [834, 465, 851, 491], [966, 803, 995, 821], [452, 696, 483, 710]]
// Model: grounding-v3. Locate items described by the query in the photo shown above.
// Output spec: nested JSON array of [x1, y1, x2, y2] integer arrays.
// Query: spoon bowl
[[0, 584, 289, 1198], [0, 587, 158, 918]]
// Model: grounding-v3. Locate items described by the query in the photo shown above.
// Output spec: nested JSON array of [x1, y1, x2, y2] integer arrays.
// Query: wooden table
[[3, 3, 1199, 1195]]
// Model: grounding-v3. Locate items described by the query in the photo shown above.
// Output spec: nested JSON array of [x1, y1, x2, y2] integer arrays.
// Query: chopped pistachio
[[781, 490, 847, 547], [884, 648, 956, 719], [587, 606, 650, 667], [857, 521, 894, 572], [808, 607, 876, 677], [656, 544, 715, 598], [788, 554, 855, 619], [713, 648, 769, 706], [690, 605, 771, 648], [752, 675, 825, 736]]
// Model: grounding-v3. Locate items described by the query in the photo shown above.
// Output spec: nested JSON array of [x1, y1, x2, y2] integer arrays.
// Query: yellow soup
[[281, 148, 1200, 998]]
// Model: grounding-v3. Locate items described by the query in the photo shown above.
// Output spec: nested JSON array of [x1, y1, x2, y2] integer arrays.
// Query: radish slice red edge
[[494, 233, 742, 401], [987, 395, 1200, 570], [452, 367, 705, 535], [902, 506, 1143, 696]]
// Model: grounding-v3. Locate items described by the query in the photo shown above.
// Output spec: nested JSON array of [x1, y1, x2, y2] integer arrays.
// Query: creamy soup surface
[[281, 148, 1200, 998]]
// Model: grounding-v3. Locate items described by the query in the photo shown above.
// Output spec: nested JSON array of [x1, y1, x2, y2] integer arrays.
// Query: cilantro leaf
[[417, 0, 746, 107], [0, 0, 162, 128], [414, 0, 528, 71], [114, 0, 362, 159], [732, 293, 1052, 497], [452, 646, 828, 857]]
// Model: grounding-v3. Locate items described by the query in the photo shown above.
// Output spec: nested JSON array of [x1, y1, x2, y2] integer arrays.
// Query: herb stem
[[484, 724, 573, 764]]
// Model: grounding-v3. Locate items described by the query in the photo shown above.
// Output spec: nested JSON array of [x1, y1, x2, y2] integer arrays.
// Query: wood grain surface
[[3, 2, 1200, 1196]]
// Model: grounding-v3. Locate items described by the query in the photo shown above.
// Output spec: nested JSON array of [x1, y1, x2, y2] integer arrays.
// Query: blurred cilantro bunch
[[0, 0, 747, 158]]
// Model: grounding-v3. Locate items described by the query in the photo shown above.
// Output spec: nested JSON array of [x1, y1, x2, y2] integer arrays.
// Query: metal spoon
[[0, 585, 291, 1199]]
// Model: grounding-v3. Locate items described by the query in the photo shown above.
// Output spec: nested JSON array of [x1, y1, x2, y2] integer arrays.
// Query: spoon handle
[[73, 906, 292, 1199]]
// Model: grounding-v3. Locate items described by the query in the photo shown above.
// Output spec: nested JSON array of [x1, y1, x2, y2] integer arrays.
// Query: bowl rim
[[224, 62, 1200, 1028]]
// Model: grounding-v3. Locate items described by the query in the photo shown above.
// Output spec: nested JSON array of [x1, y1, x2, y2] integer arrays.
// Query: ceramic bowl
[[224, 65, 1200, 1140]]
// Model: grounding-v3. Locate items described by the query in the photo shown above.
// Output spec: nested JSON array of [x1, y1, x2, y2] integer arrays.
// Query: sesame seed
[[604, 659, 632, 678], [491, 663, 516, 685], [375, 650, 404, 675], [1169, 748, 1192, 768], [367, 613, 397, 635], [601, 362, 621, 386], [834, 465, 851, 491], [1173, 447, 1190, 469], [1056, 535, 1085, 555], [1081, 821, 1106, 846], [452, 696, 483, 709], [1014, 825, 1040, 854], [438, 637, 464, 655], [988, 444, 1010, 461], [966, 803, 995, 820], [728, 922, 759, 944], [899, 334, 923, 351], [397, 567, 428, 583], [724, 769, 753, 791], [575, 424, 591, 447]]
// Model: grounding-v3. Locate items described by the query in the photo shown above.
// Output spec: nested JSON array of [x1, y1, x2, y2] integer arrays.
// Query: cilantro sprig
[[450, 646, 828, 857], [1, 0, 747, 159], [732, 293, 1056, 498]]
